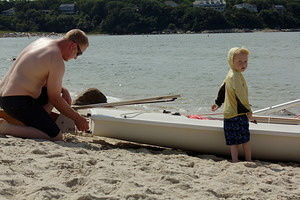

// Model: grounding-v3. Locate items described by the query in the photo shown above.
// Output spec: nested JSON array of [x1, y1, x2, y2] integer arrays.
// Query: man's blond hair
[[63, 29, 89, 47]]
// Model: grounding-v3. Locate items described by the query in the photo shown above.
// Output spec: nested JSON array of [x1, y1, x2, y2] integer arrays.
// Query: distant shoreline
[[0, 32, 63, 38], [1, 28, 299, 38]]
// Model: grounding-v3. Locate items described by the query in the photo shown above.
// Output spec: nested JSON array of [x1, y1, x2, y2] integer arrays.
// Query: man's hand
[[74, 114, 89, 132]]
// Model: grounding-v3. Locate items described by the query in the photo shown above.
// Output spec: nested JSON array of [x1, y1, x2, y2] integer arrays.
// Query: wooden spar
[[252, 115, 300, 125], [0, 110, 24, 125], [72, 94, 181, 110], [253, 99, 300, 115]]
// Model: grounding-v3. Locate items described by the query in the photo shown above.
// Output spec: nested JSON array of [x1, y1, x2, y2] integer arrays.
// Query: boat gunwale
[[91, 111, 300, 137]]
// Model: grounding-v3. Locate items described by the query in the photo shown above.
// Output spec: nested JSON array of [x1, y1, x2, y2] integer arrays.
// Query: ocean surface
[[1, 32, 299, 115]]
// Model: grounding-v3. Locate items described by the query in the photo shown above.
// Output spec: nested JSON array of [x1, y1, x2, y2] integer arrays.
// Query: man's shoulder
[[38, 39, 60, 56], [26, 40, 62, 66]]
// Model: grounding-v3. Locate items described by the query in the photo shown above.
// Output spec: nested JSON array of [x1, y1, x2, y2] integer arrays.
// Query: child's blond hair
[[228, 47, 250, 69]]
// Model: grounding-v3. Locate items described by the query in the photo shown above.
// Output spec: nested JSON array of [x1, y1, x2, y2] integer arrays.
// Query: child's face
[[233, 53, 248, 72]]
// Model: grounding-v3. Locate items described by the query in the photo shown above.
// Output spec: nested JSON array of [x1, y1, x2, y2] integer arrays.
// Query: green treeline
[[0, 0, 299, 34]]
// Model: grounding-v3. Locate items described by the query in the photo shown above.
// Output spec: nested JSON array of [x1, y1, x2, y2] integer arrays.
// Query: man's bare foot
[[0, 119, 10, 134], [53, 132, 64, 141]]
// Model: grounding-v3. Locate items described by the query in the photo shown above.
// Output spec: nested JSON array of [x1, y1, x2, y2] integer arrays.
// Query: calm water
[[1, 32, 299, 114]]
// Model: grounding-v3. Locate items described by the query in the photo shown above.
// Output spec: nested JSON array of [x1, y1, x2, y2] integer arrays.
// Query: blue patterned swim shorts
[[224, 115, 250, 145]]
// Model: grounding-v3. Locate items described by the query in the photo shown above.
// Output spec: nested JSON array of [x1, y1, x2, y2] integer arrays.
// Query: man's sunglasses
[[72, 40, 82, 56]]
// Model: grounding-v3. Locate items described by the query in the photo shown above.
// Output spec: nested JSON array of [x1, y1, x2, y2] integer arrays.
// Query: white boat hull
[[90, 108, 300, 162]]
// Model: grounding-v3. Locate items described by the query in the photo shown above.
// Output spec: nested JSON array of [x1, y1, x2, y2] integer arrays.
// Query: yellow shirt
[[223, 68, 251, 119]]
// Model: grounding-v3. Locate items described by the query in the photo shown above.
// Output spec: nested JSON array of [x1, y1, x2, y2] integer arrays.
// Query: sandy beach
[[0, 132, 299, 200]]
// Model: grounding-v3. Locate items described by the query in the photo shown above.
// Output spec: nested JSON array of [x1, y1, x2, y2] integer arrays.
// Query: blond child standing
[[211, 47, 253, 163]]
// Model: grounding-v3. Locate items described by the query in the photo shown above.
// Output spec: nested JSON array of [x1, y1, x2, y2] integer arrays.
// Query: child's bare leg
[[242, 142, 252, 161], [230, 145, 239, 162], [0, 119, 63, 141]]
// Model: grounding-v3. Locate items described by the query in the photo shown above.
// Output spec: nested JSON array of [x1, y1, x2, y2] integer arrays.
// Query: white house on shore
[[234, 3, 258, 12], [193, 0, 226, 11], [274, 5, 285, 14], [59, 4, 77, 15], [1, 8, 15, 16], [164, 1, 178, 7]]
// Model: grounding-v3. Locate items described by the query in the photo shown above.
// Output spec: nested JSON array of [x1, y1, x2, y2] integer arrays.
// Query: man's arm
[[61, 87, 72, 105], [46, 59, 89, 132]]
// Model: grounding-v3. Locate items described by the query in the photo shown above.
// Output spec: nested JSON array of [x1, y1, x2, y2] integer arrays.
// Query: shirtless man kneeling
[[0, 29, 89, 141]]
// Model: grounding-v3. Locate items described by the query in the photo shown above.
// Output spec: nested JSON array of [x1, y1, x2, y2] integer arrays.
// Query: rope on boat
[[120, 111, 148, 119]]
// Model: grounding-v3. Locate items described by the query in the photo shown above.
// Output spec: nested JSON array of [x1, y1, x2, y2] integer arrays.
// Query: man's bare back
[[0, 38, 64, 98], [0, 29, 90, 141]]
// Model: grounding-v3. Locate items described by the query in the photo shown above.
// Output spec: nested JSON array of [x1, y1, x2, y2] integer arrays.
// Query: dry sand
[[0, 133, 299, 200]]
